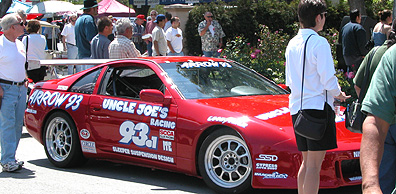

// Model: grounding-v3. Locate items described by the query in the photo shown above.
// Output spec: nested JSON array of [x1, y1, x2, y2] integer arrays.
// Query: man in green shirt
[[361, 42, 396, 194]]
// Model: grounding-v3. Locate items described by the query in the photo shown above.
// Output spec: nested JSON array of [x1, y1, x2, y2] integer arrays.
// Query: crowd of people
[[0, 0, 226, 174]]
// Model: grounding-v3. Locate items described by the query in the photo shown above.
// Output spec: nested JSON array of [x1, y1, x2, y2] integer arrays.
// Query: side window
[[101, 66, 164, 99], [70, 68, 102, 94]]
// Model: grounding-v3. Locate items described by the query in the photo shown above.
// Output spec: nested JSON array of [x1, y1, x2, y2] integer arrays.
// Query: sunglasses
[[320, 12, 328, 18], [14, 21, 26, 26], [206, 15, 213, 18]]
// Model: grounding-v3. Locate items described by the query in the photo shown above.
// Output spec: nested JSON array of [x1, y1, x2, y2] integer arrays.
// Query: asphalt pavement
[[0, 128, 362, 194]]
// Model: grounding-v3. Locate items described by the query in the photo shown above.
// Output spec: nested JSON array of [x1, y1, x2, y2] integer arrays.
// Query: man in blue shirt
[[91, 16, 112, 59], [75, 0, 98, 69], [340, 9, 368, 72]]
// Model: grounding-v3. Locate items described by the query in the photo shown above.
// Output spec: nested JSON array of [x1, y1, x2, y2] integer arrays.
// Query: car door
[[88, 62, 177, 165]]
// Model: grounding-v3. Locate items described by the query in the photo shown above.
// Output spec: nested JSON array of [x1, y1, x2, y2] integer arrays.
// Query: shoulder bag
[[25, 36, 29, 70], [293, 34, 328, 141], [345, 46, 379, 133]]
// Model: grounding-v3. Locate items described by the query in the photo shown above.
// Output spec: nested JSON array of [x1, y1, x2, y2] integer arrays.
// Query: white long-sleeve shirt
[[285, 29, 341, 115]]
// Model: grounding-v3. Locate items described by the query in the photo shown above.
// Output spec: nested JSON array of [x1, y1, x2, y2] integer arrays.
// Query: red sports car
[[25, 57, 362, 193]]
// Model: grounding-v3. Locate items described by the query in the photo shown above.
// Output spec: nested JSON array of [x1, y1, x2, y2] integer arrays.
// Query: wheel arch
[[194, 125, 246, 177], [40, 109, 76, 143]]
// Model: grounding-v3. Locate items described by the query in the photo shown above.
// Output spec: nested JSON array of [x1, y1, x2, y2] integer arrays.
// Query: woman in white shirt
[[22, 19, 47, 83], [285, 1, 350, 193]]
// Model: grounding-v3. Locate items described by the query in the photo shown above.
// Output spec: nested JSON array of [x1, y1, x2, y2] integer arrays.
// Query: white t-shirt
[[165, 27, 183, 53], [0, 35, 26, 82], [61, 23, 76, 45]]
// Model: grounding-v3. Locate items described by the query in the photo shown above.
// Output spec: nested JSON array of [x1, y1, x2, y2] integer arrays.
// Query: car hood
[[195, 94, 292, 127], [194, 94, 361, 143]]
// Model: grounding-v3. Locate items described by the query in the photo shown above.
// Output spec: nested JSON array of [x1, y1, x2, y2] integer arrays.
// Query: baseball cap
[[154, 14, 165, 23], [136, 14, 146, 21]]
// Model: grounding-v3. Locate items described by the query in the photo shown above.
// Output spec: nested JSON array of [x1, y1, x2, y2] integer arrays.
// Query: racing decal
[[254, 172, 288, 179], [207, 116, 249, 128], [102, 99, 169, 119], [256, 154, 278, 161], [119, 120, 158, 150], [162, 141, 172, 152], [28, 90, 83, 111], [180, 61, 232, 69], [80, 129, 90, 139], [57, 85, 68, 90], [256, 163, 278, 170], [26, 108, 37, 114], [255, 107, 290, 121], [349, 176, 362, 181], [159, 129, 175, 140], [112, 146, 174, 163], [353, 151, 360, 158], [81, 140, 97, 153], [150, 119, 176, 129]]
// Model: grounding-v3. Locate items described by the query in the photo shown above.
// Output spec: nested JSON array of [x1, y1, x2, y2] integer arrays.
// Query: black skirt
[[291, 103, 338, 151]]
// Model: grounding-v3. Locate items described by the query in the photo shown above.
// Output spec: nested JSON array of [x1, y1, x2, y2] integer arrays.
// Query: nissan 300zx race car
[[24, 57, 362, 193]]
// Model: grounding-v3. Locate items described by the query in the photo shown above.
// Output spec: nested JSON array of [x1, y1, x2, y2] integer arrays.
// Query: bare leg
[[300, 150, 326, 194], [298, 151, 308, 194]]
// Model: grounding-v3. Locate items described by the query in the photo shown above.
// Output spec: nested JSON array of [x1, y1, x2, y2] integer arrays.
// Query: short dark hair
[[379, 9, 392, 22], [298, 0, 327, 28], [350, 9, 360, 22], [165, 12, 172, 20], [27, 19, 41, 33], [97, 16, 112, 32]]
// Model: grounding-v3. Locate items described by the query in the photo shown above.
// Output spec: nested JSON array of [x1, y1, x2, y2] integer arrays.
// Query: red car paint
[[25, 57, 362, 191]]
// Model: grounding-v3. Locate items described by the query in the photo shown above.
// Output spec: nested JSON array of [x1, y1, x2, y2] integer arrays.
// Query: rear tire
[[43, 112, 87, 167], [198, 128, 252, 193]]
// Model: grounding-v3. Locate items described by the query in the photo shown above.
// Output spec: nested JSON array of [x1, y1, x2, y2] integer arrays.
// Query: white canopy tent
[[27, 1, 82, 18]]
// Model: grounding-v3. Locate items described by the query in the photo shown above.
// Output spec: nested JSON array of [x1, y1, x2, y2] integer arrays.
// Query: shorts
[[291, 103, 338, 151]]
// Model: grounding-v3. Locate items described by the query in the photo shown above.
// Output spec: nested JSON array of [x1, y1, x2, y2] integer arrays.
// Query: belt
[[66, 42, 76, 46], [0, 78, 26, 86]]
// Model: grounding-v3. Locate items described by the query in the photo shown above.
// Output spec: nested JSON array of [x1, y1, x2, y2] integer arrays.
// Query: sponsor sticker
[[255, 107, 290, 121], [207, 116, 249, 128], [180, 61, 232, 69], [163, 141, 172, 152], [159, 129, 175, 140], [254, 172, 288, 179], [101, 100, 169, 119], [57, 85, 68, 90], [256, 163, 278, 170], [112, 146, 174, 163], [353, 151, 360, 158], [80, 129, 90, 139], [119, 120, 158, 150], [81, 140, 97, 153], [26, 108, 37, 114], [28, 90, 83, 111], [349, 176, 362, 181], [256, 154, 278, 161]]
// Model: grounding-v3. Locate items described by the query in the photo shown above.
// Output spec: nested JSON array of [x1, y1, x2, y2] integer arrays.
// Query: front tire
[[198, 128, 252, 193], [43, 112, 86, 167]]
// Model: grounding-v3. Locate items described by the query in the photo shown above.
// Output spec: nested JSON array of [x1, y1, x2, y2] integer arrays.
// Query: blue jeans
[[0, 83, 27, 164], [167, 51, 184, 56], [66, 44, 82, 75], [380, 124, 396, 194], [78, 57, 94, 71], [147, 41, 153, 56], [203, 51, 219, 58]]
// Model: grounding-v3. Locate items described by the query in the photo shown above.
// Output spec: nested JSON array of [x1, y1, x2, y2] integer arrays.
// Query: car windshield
[[159, 61, 287, 99]]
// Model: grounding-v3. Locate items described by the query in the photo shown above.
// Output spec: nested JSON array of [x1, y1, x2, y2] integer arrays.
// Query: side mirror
[[140, 89, 170, 104], [278, 84, 288, 90]]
